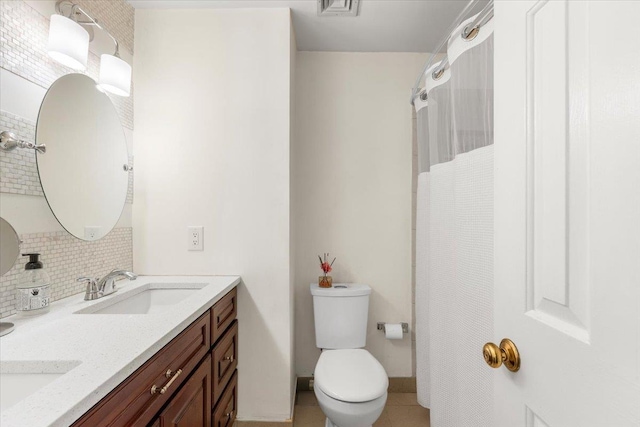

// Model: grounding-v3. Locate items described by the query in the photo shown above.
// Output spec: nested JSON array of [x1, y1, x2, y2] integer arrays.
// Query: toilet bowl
[[310, 284, 388, 427], [313, 349, 388, 427]]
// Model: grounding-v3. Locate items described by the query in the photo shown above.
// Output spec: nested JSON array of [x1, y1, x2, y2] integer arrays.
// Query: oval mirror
[[0, 217, 21, 276], [36, 74, 129, 241]]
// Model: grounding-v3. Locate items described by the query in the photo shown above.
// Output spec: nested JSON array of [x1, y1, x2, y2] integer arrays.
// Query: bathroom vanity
[[73, 287, 238, 427], [0, 276, 240, 427]]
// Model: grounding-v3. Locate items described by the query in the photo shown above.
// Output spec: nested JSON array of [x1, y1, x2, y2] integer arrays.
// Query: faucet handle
[[77, 276, 97, 287], [78, 277, 99, 301]]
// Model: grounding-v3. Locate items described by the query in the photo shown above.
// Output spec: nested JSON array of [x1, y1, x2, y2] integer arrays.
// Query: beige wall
[[293, 52, 428, 377], [133, 9, 295, 422]]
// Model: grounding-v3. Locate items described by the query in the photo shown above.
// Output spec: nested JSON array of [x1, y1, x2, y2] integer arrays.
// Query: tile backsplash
[[0, 228, 133, 319], [0, 0, 136, 319], [73, 0, 135, 55]]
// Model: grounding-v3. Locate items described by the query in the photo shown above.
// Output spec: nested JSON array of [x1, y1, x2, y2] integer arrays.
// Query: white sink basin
[[75, 283, 206, 315], [0, 361, 80, 412]]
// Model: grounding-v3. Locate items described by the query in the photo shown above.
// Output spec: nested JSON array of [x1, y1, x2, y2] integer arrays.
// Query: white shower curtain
[[415, 14, 494, 427]]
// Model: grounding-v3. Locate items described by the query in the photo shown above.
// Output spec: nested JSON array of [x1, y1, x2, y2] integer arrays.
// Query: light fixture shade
[[47, 14, 89, 70], [99, 54, 131, 97]]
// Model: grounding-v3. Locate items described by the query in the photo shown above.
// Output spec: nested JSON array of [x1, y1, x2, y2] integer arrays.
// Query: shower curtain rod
[[410, 0, 494, 105]]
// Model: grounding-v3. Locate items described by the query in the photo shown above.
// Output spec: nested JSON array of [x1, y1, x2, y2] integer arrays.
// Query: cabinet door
[[212, 320, 238, 405], [213, 371, 237, 427], [155, 355, 211, 427]]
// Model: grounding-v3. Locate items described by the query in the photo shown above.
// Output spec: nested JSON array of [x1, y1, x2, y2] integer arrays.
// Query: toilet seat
[[315, 349, 388, 403], [314, 385, 387, 427]]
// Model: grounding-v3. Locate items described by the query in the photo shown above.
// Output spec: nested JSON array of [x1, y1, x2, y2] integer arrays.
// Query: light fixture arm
[[55, 0, 121, 57]]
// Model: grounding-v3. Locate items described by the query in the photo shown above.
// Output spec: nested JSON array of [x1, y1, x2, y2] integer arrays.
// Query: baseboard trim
[[387, 377, 417, 393], [296, 376, 417, 393], [297, 377, 313, 391]]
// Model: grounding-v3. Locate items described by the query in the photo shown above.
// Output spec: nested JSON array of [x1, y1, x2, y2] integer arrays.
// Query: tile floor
[[293, 391, 430, 427]]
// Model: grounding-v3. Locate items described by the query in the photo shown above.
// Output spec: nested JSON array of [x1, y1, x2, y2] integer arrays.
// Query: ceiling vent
[[317, 0, 361, 17]]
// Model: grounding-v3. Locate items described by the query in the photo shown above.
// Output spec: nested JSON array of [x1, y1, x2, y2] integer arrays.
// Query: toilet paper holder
[[377, 322, 409, 334]]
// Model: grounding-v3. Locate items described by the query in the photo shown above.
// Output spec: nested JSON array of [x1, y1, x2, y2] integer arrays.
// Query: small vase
[[319, 275, 333, 288]]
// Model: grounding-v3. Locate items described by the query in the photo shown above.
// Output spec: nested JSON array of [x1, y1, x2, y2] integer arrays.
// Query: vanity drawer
[[72, 312, 210, 427], [211, 288, 237, 344], [213, 370, 238, 427], [212, 319, 238, 404]]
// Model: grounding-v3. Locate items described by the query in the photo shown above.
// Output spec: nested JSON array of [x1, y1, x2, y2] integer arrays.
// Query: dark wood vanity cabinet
[[72, 288, 238, 427]]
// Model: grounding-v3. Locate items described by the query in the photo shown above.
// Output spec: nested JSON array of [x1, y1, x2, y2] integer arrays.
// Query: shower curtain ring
[[462, 24, 480, 41]]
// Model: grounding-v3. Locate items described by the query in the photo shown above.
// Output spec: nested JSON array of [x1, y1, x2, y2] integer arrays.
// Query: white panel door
[[493, 1, 640, 426]]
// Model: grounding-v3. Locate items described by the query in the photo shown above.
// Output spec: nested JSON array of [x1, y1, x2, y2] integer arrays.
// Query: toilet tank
[[310, 283, 371, 349]]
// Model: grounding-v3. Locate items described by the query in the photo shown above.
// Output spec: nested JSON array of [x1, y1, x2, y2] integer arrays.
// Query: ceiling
[[127, 0, 478, 52]]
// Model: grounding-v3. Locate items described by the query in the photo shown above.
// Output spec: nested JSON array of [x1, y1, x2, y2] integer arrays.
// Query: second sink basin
[[0, 361, 81, 413], [75, 283, 206, 315]]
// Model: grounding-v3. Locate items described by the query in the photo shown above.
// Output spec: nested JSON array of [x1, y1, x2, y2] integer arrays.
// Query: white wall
[[133, 8, 295, 422], [293, 52, 427, 377]]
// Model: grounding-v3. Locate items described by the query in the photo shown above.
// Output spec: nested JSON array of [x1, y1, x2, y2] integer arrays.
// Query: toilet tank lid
[[310, 283, 371, 297], [315, 349, 388, 403]]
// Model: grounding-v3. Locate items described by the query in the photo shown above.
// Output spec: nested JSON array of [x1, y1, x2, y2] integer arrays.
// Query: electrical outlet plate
[[188, 226, 204, 251]]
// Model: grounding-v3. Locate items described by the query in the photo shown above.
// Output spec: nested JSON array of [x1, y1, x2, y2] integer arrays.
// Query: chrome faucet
[[78, 269, 137, 301]]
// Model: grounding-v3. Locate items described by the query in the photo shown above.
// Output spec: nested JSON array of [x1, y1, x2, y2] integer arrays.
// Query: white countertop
[[0, 275, 241, 427]]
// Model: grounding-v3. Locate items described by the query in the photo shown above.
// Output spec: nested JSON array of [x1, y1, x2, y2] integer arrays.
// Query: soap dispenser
[[16, 253, 51, 315]]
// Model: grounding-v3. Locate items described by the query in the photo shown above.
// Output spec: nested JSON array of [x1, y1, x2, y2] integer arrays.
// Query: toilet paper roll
[[385, 323, 404, 340]]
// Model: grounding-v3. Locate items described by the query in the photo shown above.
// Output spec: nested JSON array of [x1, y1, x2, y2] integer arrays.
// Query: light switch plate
[[188, 226, 204, 251]]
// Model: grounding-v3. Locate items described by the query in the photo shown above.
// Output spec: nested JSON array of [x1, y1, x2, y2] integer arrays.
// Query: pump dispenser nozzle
[[22, 253, 43, 270]]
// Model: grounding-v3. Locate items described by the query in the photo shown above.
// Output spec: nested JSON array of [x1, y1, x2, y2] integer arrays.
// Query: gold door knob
[[483, 338, 521, 372]]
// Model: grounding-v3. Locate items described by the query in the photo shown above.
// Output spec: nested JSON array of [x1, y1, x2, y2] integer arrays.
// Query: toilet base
[[325, 417, 371, 427]]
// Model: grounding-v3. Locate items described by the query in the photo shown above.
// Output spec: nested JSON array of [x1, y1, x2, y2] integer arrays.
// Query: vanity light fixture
[[99, 53, 131, 97], [48, 0, 131, 97], [47, 14, 89, 70]]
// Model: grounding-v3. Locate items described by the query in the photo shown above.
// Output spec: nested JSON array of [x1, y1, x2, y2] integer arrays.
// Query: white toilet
[[310, 283, 388, 427]]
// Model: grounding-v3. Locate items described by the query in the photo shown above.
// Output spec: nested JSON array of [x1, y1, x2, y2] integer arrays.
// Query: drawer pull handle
[[150, 369, 183, 395], [224, 355, 235, 362], [226, 411, 234, 418]]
